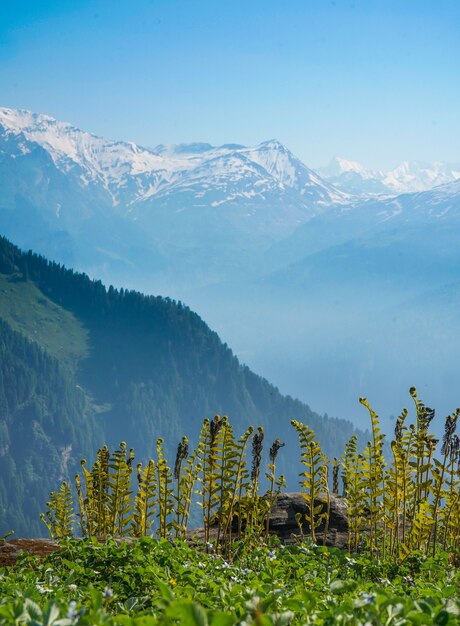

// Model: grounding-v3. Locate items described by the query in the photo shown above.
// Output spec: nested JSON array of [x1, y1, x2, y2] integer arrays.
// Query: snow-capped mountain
[[0, 107, 347, 221], [319, 155, 460, 197], [319, 156, 378, 180], [0, 106, 350, 287], [317, 157, 388, 196], [382, 160, 460, 194]]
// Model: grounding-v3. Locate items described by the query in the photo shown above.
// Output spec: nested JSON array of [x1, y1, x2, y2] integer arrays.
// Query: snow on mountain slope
[[0, 107, 347, 215], [383, 160, 460, 194], [319, 156, 380, 180], [0, 107, 179, 204], [319, 155, 460, 197]]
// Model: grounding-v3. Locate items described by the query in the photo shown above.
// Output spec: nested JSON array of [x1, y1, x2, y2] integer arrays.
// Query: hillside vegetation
[[0, 235, 364, 535]]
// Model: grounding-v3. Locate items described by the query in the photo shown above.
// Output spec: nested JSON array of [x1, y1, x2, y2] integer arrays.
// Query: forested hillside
[[0, 235, 365, 535]]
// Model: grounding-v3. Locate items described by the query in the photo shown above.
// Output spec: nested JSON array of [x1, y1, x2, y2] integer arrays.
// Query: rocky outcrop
[[0, 493, 349, 566], [0, 538, 59, 566], [268, 492, 348, 548]]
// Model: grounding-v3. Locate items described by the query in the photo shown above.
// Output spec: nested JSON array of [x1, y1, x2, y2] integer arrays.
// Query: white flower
[[103, 587, 114, 599], [36, 585, 51, 594], [362, 593, 376, 603], [268, 551, 276, 560], [67, 601, 78, 620], [345, 556, 356, 565], [68, 584, 77, 592]]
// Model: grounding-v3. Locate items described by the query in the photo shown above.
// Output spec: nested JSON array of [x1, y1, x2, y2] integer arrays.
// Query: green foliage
[[40, 389, 460, 564], [40, 482, 73, 540], [132, 460, 156, 538], [291, 420, 329, 544], [1, 539, 460, 626]]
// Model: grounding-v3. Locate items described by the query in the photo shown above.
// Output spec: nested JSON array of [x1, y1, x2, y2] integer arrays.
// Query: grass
[[0, 273, 88, 370]]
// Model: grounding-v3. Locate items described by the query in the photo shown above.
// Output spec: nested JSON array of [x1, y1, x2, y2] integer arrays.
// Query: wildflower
[[103, 587, 114, 599], [362, 592, 376, 603], [168, 578, 177, 586], [67, 601, 78, 620], [68, 584, 77, 592], [345, 556, 356, 565], [36, 584, 51, 594], [268, 551, 276, 560]]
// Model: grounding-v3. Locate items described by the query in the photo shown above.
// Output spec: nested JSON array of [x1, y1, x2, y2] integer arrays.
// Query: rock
[[188, 492, 349, 549], [268, 492, 349, 548], [0, 538, 59, 567]]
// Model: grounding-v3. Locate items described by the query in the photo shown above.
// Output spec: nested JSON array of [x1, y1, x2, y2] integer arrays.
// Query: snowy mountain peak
[[0, 107, 348, 213], [257, 138, 287, 151], [383, 160, 460, 194], [0, 107, 59, 132], [319, 154, 460, 197], [321, 156, 379, 180]]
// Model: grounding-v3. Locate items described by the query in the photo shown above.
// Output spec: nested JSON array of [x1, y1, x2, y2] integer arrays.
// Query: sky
[[1, 0, 459, 170]]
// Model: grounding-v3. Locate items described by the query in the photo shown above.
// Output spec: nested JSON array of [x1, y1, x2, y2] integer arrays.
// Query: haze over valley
[[1, 107, 459, 431]]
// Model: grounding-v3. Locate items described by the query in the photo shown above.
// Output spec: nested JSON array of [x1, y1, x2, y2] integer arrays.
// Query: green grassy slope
[[0, 273, 88, 370]]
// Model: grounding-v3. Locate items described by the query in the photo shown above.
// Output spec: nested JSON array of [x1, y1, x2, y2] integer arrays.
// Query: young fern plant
[[320, 457, 331, 546], [332, 458, 340, 495], [441, 435, 460, 551], [291, 420, 328, 544], [176, 444, 203, 539], [93, 445, 111, 536], [428, 409, 459, 555], [132, 459, 156, 537], [264, 438, 285, 540], [40, 481, 74, 539], [197, 415, 223, 545], [223, 425, 253, 544], [156, 437, 174, 538], [342, 435, 366, 553], [246, 426, 266, 535], [76, 460, 93, 537], [386, 410, 409, 556], [407, 388, 436, 534], [108, 442, 134, 536], [359, 397, 386, 557], [215, 417, 245, 546], [173, 437, 189, 538]]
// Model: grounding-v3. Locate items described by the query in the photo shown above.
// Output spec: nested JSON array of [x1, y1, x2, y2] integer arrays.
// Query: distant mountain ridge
[[318, 156, 460, 196]]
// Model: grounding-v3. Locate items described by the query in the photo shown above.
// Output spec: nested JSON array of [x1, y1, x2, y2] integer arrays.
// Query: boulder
[[268, 492, 348, 547]]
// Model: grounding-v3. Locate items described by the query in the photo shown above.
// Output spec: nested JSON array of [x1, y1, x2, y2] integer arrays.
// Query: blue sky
[[1, 0, 459, 169]]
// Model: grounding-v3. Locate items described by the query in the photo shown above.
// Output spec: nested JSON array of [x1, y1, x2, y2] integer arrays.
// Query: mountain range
[[1, 106, 459, 430], [318, 156, 460, 196]]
